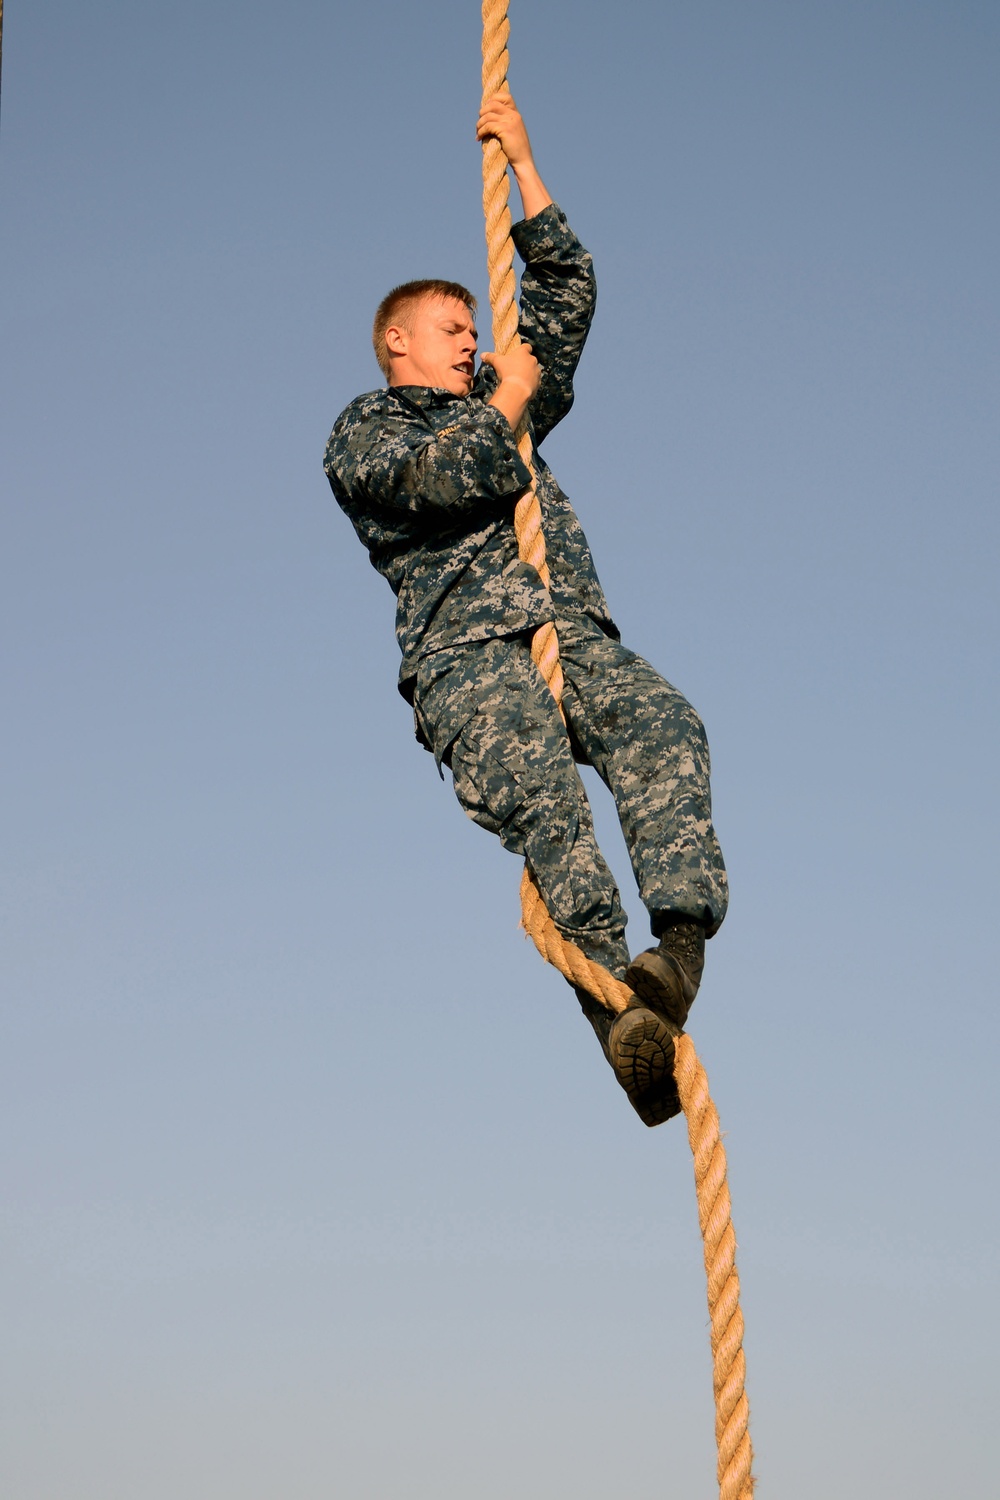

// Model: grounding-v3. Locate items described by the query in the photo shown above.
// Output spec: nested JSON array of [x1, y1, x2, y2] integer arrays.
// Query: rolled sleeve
[[511, 201, 589, 265], [509, 203, 597, 445]]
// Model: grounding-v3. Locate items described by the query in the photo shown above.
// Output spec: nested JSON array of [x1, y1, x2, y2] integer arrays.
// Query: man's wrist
[[496, 374, 535, 400], [487, 379, 534, 429]]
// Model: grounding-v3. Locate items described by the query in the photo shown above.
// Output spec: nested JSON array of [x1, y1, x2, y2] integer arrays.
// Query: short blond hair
[[372, 279, 477, 380]]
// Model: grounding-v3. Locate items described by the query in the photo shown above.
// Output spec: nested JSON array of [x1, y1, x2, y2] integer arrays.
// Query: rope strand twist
[[480, 5, 754, 1494]]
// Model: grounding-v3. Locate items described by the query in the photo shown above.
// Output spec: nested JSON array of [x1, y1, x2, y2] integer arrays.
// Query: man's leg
[[559, 627, 729, 943], [558, 626, 728, 1124], [415, 636, 631, 983]]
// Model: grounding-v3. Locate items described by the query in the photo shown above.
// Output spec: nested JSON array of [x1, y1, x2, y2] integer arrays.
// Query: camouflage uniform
[[324, 204, 728, 975]]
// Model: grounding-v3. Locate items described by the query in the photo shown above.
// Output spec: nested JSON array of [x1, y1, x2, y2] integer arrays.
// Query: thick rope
[[480, 6, 754, 1496], [480, 0, 564, 708], [675, 1034, 755, 1500]]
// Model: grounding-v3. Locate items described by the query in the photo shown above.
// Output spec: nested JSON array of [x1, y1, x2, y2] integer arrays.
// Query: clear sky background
[[2, 2, 998, 1496]]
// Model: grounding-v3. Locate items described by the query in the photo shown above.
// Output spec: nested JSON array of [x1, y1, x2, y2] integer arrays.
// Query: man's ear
[[384, 325, 409, 358]]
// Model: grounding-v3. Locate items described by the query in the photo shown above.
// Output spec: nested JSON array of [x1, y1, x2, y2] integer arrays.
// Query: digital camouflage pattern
[[323, 203, 728, 964], [324, 204, 616, 702], [417, 620, 728, 979]]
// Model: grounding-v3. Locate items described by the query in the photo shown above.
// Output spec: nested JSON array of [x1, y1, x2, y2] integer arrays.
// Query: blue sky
[[2, 2, 998, 1496]]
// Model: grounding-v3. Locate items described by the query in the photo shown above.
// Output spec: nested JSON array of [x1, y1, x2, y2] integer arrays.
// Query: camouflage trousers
[[413, 620, 728, 979]]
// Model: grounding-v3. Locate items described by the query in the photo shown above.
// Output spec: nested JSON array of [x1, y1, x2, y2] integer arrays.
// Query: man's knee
[[449, 718, 625, 937]]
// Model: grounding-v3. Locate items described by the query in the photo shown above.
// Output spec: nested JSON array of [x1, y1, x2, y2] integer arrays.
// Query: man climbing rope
[[324, 95, 728, 1126]]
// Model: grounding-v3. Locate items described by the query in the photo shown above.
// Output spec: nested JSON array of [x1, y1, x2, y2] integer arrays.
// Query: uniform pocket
[[449, 719, 536, 836]]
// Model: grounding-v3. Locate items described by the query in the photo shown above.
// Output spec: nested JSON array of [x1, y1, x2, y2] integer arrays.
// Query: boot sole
[[608, 1007, 682, 1128]]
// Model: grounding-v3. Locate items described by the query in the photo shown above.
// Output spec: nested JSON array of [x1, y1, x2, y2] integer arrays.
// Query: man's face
[[387, 295, 478, 395]]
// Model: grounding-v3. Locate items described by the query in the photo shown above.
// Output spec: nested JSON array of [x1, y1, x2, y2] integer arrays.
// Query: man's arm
[[326, 398, 532, 525], [476, 93, 552, 220], [475, 94, 548, 432], [482, 343, 541, 430], [477, 95, 596, 445], [513, 209, 596, 444]]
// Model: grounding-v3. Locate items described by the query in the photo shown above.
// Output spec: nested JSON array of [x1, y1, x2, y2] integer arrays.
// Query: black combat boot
[[573, 981, 680, 1127], [598, 918, 708, 1128], [623, 917, 707, 1030], [607, 1002, 682, 1126], [570, 923, 697, 1128]]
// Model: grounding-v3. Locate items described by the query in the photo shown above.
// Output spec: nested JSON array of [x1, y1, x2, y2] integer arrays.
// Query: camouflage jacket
[[323, 203, 619, 710]]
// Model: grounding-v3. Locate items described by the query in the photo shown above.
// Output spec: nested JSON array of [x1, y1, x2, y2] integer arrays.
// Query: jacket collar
[[386, 364, 499, 412], [388, 385, 460, 411]]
